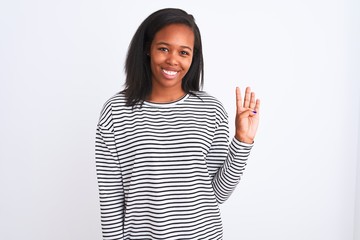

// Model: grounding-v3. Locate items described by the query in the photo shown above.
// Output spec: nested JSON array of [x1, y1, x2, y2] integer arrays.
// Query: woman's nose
[[165, 52, 178, 65]]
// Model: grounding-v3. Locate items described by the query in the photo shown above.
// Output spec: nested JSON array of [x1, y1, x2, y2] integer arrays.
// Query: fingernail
[[253, 111, 257, 114]]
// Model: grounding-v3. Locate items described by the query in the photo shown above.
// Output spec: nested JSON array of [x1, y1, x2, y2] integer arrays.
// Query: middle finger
[[243, 87, 251, 108]]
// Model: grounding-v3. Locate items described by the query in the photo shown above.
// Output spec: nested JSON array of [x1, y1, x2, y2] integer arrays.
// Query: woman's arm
[[207, 87, 260, 204], [95, 105, 124, 239], [206, 118, 253, 204]]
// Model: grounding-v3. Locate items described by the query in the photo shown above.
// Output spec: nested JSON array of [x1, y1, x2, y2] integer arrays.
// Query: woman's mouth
[[162, 69, 178, 79]]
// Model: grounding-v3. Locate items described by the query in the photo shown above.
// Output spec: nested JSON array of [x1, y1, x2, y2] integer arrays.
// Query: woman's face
[[149, 24, 195, 95]]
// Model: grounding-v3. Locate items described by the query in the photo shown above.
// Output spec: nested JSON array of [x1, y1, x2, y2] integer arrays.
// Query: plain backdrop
[[1, 0, 359, 239]]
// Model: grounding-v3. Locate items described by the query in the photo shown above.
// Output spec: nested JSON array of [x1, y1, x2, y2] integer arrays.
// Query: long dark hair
[[122, 8, 204, 106]]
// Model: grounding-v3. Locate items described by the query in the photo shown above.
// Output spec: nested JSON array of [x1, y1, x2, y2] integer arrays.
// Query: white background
[[1, 0, 359, 239]]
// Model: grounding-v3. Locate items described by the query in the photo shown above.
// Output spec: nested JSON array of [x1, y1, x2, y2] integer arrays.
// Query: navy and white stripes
[[95, 91, 253, 239]]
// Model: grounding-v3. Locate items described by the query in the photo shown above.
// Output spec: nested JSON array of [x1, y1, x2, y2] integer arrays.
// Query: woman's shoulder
[[104, 91, 126, 104], [100, 92, 127, 109], [188, 91, 228, 116], [98, 92, 128, 116], [189, 91, 224, 107]]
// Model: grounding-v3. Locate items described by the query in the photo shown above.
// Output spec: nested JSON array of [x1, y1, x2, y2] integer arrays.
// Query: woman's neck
[[147, 88, 186, 103]]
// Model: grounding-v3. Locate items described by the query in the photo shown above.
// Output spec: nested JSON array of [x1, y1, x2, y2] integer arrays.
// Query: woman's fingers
[[254, 99, 260, 114], [237, 86, 259, 113], [243, 87, 251, 108], [236, 87, 243, 114], [250, 92, 256, 109]]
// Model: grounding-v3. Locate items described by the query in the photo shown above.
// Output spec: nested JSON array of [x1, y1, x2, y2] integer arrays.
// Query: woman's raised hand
[[235, 87, 260, 144]]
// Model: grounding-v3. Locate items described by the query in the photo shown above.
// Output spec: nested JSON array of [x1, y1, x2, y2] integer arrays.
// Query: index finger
[[236, 87, 243, 113]]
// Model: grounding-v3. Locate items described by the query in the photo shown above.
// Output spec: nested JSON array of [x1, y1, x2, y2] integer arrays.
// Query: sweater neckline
[[143, 94, 189, 108]]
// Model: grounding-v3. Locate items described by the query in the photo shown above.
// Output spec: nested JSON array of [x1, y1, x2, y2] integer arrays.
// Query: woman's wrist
[[235, 134, 254, 144]]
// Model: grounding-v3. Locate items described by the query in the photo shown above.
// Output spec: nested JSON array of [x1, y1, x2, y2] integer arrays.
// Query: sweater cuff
[[231, 137, 254, 151]]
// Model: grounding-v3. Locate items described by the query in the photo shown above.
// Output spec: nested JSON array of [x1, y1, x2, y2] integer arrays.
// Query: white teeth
[[163, 69, 177, 75]]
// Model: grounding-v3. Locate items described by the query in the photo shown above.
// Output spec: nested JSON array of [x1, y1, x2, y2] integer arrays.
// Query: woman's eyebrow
[[156, 42, 193, 51]]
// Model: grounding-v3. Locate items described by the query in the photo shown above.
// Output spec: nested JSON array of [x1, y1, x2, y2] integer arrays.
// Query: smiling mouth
[[162, 69, 178, 76], [162, 69, 179, 79]]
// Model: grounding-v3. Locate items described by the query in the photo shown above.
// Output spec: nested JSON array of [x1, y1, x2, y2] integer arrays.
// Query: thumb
[[238, 109, 257, 118]]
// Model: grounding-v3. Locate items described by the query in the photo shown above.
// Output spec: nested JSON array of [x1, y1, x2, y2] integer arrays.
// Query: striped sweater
[[95, 91, 253, 240]]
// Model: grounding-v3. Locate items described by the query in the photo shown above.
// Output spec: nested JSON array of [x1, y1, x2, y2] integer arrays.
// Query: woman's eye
[[159, 47, 168, 52], [180, 51, 189, 56]]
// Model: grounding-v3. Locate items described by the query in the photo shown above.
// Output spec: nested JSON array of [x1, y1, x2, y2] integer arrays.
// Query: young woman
[[95, 8, 260, 240]]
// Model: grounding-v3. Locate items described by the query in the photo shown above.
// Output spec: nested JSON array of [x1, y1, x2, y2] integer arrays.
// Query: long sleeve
[[95, 104, 124, 239], [206, 118, 253, 204], [94, 91, 253, 239]]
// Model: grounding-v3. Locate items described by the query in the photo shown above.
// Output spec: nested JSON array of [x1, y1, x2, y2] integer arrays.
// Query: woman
[[95, 8, 260, 240]]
